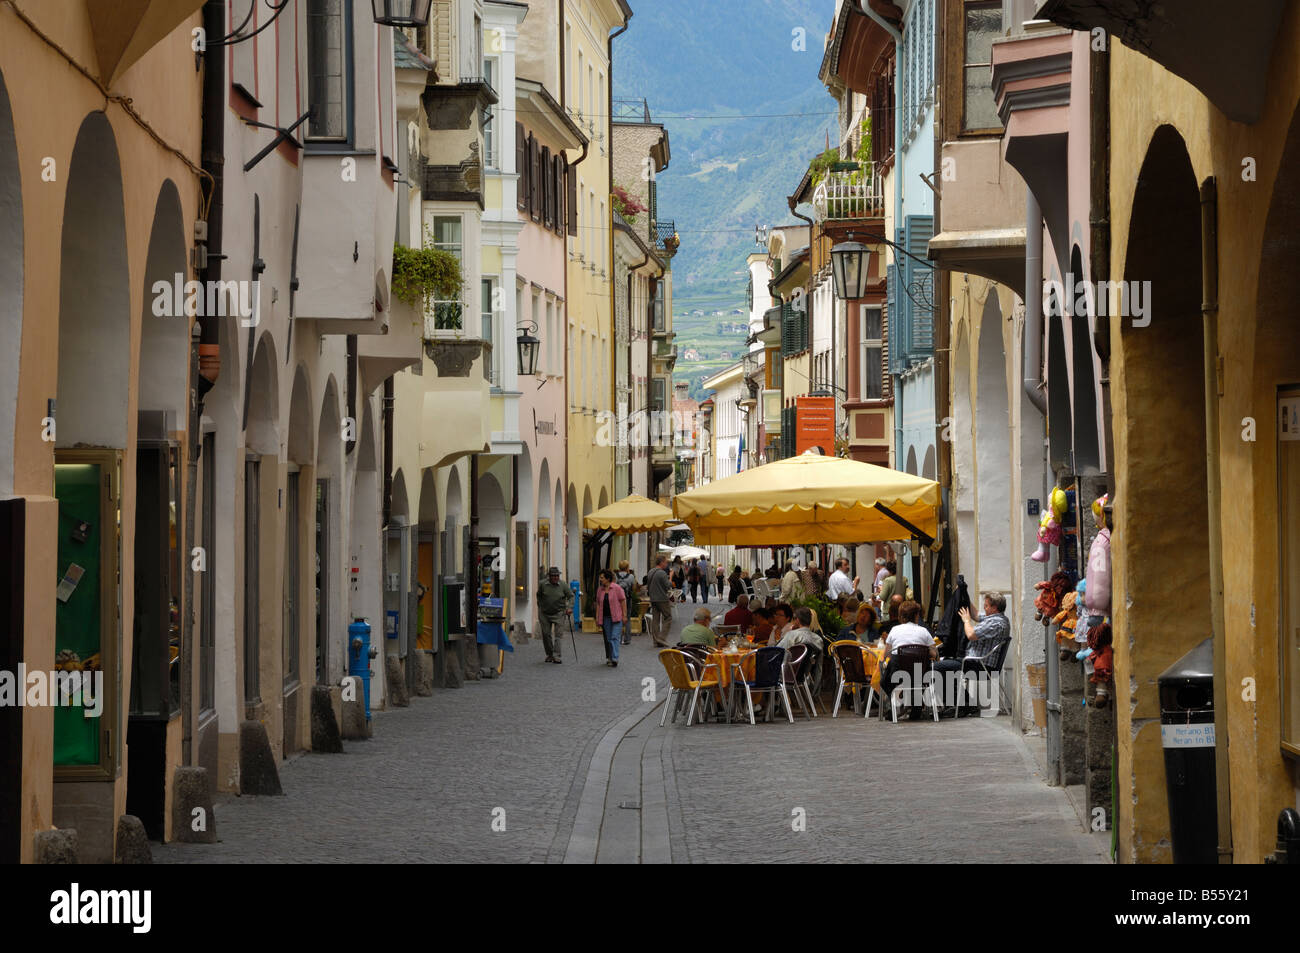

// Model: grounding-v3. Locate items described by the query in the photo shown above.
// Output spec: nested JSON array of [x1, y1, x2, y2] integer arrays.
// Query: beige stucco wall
[[2, 2, 204, 862], [1108, 11, 1300, 862]]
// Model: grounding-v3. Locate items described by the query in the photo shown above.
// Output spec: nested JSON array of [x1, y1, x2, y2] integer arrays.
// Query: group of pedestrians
[[665, 555, 724, 603], [534, 560, 641, 667]]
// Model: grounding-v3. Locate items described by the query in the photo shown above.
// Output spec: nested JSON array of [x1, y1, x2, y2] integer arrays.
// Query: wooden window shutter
[[541, 146, 552, 227], [566, 156, 577, 236], [529, 135, 541, 221], [552, 156, 563, 233], [550, 156, 560, 234], [516, 124, 527, 211]]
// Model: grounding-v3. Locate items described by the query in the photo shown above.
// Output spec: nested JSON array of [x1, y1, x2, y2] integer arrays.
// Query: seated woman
[[839, 605, 878, 643], [749, 606, 775, 644]]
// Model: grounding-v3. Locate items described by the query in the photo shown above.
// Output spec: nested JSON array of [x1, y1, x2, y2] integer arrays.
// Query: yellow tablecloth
[[706, 649, 757, 689]]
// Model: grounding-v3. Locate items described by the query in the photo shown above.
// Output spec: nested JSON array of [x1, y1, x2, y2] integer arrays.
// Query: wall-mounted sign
[[1280, 396, 1300, 442], [795, 395, 835, 456]]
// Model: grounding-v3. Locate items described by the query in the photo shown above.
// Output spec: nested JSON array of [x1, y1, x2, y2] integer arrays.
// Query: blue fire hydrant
[[348, 618, 376, 721], [570, 579, 581, 626]]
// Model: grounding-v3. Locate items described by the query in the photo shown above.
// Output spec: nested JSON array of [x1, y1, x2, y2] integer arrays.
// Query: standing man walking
[[687, 559, 702, 603], [698, 555, 712, 602], [647, 554, 674, 648], [537, 567, 572, 664]]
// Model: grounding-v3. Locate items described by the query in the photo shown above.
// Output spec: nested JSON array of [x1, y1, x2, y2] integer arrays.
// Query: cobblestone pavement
[[659, 703, 1107, 863], [157, 592, 1104, 864], [156, 605, 678, 864]]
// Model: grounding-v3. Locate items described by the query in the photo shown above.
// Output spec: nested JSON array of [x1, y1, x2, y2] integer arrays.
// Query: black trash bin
[[1157, 637, 1218, 864]]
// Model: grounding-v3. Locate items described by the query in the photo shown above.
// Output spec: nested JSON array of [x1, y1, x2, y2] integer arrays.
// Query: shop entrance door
[[127, 440, 179, 839]]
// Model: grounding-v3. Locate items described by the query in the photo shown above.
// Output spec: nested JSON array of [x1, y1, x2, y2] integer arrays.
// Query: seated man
[[777, 606, 826, 701], [678, 606, 718, 647], [749, 606, 775, 644], [777, 606, 824, 652], [724, 593, 754, 629], [878, 594, 906, 636], [767, 603, 795, 645], [879, 600, 937, 716], [935, 592, 1011, 713]]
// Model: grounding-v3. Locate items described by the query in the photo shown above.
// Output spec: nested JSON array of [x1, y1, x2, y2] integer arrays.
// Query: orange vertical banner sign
[[795, 395, 836, 456]]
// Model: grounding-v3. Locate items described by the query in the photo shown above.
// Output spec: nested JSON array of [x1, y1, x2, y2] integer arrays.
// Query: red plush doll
[[1033, 570, 1072, 622], [1087, 621, 1113, 707]]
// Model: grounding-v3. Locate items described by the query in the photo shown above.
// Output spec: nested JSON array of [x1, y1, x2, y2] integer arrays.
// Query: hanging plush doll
[[1033, 569, 1072, 622], [1084, 493, 1112, 616], [1031, 487, 1068, 562], [1052, 589, 1079, 645], [1086, 621, 1114, 707]]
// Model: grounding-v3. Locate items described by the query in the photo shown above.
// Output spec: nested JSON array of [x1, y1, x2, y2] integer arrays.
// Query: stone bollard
[[341, 676, 373, 739], [311, 685, 344, 753], [171, 766, 218, 843], [238, 721, 284, 796], [412, 650, 433, 696], [385, 655, 409, 707], [114, 815, 152, 864], [34, 828, 78, 864]]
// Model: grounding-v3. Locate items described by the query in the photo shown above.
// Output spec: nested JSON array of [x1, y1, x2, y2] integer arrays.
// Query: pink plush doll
[[1084, 494, 1111, 615], [1031, 487, 1067, 562]]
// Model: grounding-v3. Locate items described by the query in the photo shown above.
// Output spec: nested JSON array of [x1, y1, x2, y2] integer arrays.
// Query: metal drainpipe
[[345, 334, 357, 455], [1200, 178, 1231, 862], [468, 454, 479, 665], [383, 378, 394, 528], [1025, 187, 1056, 779], [1024, 189, 1047, 416], [608, 19, 629, 505], [1088, 34, 1119, 839], [182, 0, 229, 766]]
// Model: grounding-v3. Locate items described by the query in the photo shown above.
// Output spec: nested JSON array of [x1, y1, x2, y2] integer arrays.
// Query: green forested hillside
[[614, 0, 837, 397]]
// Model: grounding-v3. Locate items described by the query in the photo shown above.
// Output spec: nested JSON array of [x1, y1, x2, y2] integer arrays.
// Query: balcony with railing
[[613, 98, 652, 123], [812, 165, 885, 223], [655, 219, 679, 258]]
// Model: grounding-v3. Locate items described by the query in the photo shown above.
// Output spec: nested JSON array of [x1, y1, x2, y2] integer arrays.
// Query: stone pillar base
[[385, 656, 409, 707], [238, 721, 284, 796], [34, 829, 78, 863], [171, 765, 218, 843], [114, 815, 152, 863], [310, 686, 344, 753]]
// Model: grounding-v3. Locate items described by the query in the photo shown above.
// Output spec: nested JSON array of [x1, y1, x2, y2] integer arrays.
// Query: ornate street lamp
[[372, 0, 434, 27], [830, 241, 872, 300], [516, 322, 540, 377]]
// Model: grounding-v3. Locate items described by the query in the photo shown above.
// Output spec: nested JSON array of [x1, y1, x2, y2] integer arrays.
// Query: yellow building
[[1041, 0, 1300, 863], [561, 0, 631, 585]]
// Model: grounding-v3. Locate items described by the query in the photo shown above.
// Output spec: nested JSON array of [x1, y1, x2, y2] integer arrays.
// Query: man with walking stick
[[537, 567, 573, 664], [647, 554, 674, 648]]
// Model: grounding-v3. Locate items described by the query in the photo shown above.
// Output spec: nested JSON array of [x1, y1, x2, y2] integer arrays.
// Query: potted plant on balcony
[[393, 238, 481, 374], [392, 240, 464, 326], [611, 184, 648, 224]]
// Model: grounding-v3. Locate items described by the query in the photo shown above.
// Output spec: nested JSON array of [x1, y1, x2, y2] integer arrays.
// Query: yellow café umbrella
[[583, 494, 680, 535], [673, 454, 940, 546]]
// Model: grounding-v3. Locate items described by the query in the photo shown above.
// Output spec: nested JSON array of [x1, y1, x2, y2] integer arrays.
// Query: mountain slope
[[614, 0, 837, 309]]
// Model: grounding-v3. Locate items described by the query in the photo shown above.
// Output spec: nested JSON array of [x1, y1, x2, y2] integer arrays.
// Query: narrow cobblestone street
[[157, 596, 1105, 864]]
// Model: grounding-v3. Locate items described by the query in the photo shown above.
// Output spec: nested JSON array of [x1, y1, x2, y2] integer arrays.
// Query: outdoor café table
[[707, 646, 757, 723]]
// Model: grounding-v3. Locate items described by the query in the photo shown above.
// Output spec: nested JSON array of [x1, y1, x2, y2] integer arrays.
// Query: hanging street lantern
[[830, 241, 872, 300], [516, 323, 540, 377], [372, 0, 434, 27]]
